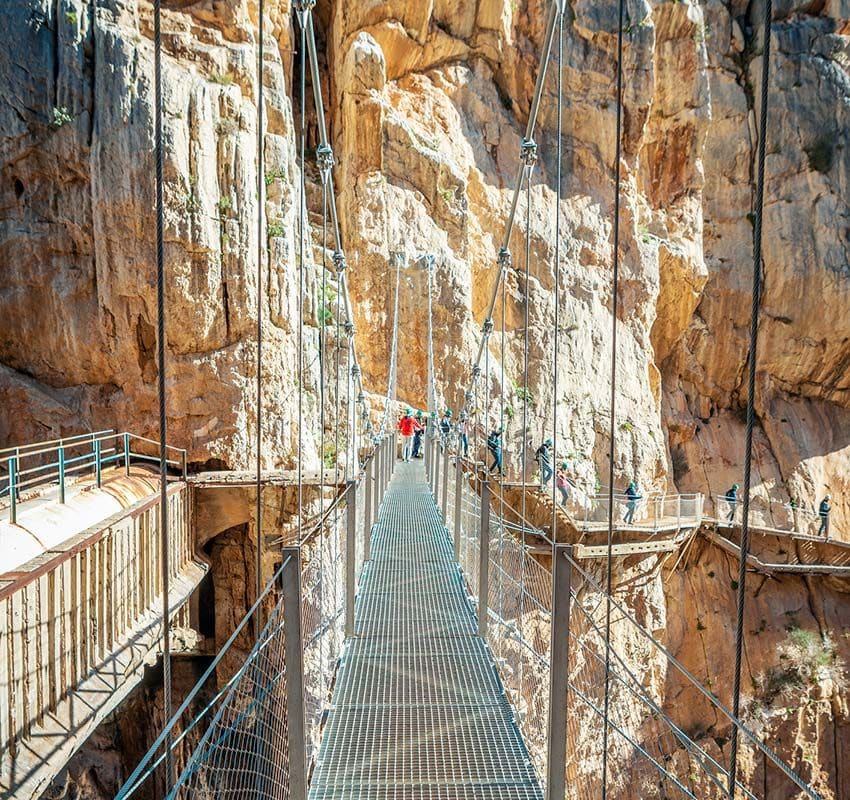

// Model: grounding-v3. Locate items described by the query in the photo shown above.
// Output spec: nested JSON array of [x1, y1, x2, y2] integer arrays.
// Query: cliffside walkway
[[309, 459, 542, 799]]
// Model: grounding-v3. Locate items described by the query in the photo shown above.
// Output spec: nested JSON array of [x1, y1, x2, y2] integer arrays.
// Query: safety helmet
[[628, 481, 636, 489], [416, 410, 423, 418], [498, 426, 504, 433], [445, 409, 452, 416], [545, 438, 552, 446], [405, 407, 412, 414], [732, 483, 739, 490], [561, 462, 568, 469], [826, 494, 831, 500]]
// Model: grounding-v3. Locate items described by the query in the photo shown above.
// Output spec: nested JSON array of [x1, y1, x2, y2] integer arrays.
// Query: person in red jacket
[[398, 408, 417, 462]]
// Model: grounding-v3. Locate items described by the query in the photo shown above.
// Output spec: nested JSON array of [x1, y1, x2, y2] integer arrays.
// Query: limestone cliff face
[[2, 0, 850, 796], [0, 0, 322, 471]]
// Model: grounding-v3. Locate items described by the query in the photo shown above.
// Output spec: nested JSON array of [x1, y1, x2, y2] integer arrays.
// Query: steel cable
[[254, 0, 265, 640], [727, 0, 773, 794], [602, 0, 627, 794], [297, 16, 306, 544], [152, 0, 173, 789]]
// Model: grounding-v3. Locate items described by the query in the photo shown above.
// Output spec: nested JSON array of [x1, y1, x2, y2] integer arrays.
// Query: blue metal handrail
[[0, 430, 188, 524]]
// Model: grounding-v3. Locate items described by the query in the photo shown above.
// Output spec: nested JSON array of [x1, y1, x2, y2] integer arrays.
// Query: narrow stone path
[[309, 460, 543, 799]]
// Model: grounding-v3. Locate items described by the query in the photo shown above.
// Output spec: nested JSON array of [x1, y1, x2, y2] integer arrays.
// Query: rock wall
[[2, 0, 850, 796]]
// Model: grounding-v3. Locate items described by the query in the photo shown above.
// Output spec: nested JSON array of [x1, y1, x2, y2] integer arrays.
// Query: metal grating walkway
[[309, 460, 543, 800]]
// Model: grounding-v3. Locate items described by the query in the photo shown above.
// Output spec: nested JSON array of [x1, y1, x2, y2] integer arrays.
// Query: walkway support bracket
[[281, 547, 308, 800], [345, 480, 357, 637], [478, 477, 491, 637], [546, 544, 573, 800]]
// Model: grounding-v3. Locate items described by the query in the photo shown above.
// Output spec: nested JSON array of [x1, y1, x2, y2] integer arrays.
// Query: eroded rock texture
[[2, 0, 850, 796]]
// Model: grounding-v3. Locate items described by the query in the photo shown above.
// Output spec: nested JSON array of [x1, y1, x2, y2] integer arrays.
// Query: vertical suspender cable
[[297, 16, 306, 544], [519, 163, 533, 725], [727, 1, 772, 795], [152, 1, 173, 790], [550, 6, 564, 559], [601, 0, 626, 794], [254, 0, 264, 638]]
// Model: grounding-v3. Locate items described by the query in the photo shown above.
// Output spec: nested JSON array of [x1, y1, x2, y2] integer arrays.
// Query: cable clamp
[[497, 247, 512, 271], [520, 137, 538, 167], [351, 364, 361, 379], [482, 318, 494, 337], [357, 392, 365, 404], [465, 390, 474, 403], [316, 144, 334, 182], [472, 365, 482, 380], [343, 321, 355, 336], [333, 250, 347, 272]]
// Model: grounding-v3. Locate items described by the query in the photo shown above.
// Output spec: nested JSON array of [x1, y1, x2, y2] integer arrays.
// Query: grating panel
[[333, 640, 505, 708], [308, 460, 543, 800], [312, 706, 537, 786]]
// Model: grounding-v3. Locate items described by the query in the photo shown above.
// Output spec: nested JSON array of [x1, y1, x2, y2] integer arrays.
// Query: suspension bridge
[[0, 0, 840, 797]]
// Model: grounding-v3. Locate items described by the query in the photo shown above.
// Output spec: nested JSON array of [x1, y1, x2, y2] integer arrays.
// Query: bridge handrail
[[0, 431, 188, 524], [117, 433, 396, 799], [442, 452, 820, 799]]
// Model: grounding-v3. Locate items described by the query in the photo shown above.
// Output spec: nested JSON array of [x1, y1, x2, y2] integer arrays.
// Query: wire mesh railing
[[117, 434, 395, 800], [441, 456, 823, 800]]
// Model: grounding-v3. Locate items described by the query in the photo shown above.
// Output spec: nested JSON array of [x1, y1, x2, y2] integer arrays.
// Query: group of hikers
[[722, 483, 832, 537], [396, 409, 579, 508], [397, 408, 836, 534]]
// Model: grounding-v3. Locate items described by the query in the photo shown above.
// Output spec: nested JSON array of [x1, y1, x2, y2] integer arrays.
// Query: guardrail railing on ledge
[[0, 431, 188, 524]]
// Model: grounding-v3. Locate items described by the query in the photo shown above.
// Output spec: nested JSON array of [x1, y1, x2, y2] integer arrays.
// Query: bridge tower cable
[[519, 147, 535, 732], [461, 0, 561, 419], [549, 0, 564, 618], [601, 0, 627, 793], [254, 0, 265, 640], [152, 0, 173, 789], [727, 0, 773, 793], [297, 6, 307, 547]]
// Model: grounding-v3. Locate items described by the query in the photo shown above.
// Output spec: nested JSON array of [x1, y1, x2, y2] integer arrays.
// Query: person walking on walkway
[[487, 427, 504, 476], [456, 412, 469, 458], [439, 409, 453, 450], [398, 408, 417, 462], [556, 462, 572, 506], [411, 410, 425, 458], [724, 483, 739, 523], [535, 438, 553, 489], [623, 481, 642, 525], [818, 494, 831, 537]]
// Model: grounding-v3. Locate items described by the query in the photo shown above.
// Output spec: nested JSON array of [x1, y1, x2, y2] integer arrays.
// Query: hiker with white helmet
[[398, 408, 417, 462], [724, 483, 740, 523]]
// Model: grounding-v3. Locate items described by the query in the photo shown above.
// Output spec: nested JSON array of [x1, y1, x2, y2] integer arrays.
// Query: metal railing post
[[181, 449, 188, 481], [123, 433, 131, 476], [434, 439, 442, 504], [364, 455, 373, 562], [345, 480, 357, 638], [94, 439, 102, 488], [280, 547, 307, 800], [424, 425, 430, 476], [9, 456, 17, 524], [546, 544, 573, 800], [478, 477, 491, 637], [453, 456, 463, 560], [441, 446, 450, 521], [58, 442, 66, 504]]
